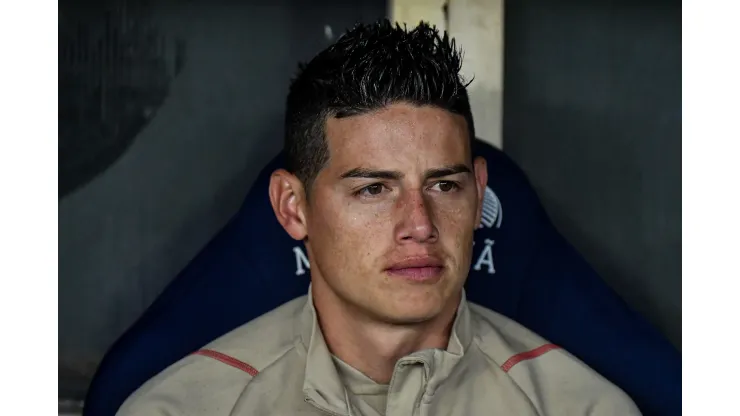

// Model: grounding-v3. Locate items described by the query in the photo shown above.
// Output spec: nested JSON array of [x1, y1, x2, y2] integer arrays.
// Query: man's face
[[303, 102, 487, 324]]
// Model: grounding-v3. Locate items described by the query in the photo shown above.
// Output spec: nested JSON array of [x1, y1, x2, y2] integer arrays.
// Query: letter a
[[473, 239, 496, 274]]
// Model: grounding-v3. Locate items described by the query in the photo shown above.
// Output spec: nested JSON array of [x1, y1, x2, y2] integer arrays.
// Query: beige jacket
[[117, 291, 641, 415]]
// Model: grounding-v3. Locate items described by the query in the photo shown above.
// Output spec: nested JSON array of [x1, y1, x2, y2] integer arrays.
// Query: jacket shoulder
[[468, 301, 553, 365], [468, 302, 641, 415], [116, 295, 308, 416], [202, 295, 307, 369]]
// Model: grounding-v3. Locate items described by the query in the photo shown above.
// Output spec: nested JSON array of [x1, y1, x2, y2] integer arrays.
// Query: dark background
[[58, 0, 680, 401], [504, 0, 681, 348]]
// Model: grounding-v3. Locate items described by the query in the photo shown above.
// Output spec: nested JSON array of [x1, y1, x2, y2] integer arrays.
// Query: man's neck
[[311, 283, 460, 384]]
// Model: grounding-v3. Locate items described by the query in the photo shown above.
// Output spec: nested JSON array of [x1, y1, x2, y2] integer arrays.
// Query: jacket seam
[[472, 335, 542, 414], [192, 349, 259, 376], [226, 343, 299, 415], [500, 343, 561, 373]]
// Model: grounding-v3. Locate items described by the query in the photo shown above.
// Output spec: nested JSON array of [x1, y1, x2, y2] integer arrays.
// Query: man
[[117, 20, 640, 415]]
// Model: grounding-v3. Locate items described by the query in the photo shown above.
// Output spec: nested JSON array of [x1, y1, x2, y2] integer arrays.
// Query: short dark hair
[[284, 19, 475, 194]]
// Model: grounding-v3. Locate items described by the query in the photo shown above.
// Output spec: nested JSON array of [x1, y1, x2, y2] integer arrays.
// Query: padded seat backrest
[[84, 139, 680, 416]]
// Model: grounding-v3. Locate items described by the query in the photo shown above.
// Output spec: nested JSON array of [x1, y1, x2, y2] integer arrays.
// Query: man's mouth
[[385, 257, 445, 282]]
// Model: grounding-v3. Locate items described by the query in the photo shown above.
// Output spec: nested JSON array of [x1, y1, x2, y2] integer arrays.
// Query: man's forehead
[[323, 103, 470, 167], [326, 102, 467, 134]]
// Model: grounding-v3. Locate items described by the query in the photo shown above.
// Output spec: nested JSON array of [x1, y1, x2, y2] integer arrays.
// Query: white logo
[[293, 246, 310, 276], [472, 187, 502, 275], [478, 186, 503, 229], [472, 239, 496, 274]]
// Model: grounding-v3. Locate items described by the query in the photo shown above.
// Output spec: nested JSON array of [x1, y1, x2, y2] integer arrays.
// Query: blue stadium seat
[[84, 139, 680, 415]]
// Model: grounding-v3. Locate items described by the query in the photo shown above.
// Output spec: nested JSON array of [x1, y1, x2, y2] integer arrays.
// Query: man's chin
[[369, 282, 462, 323], [368, 301, 447, 326]]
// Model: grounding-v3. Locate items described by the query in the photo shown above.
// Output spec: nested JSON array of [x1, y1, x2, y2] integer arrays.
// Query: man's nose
[[394, 189, 438, 244]]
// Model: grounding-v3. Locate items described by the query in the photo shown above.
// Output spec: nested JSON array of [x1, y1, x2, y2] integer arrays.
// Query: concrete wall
[[502, 0, 681, 348], [58, 0, 386, 399], [391, 0, 504, 148]]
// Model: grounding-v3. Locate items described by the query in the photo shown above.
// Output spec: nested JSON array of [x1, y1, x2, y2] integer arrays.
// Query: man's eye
[[359, 184, 385, 196], [432, 181, 459, 192]]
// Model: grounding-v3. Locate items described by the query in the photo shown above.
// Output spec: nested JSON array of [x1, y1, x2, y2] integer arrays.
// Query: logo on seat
[[472, 187, 502, 275], [478, 186, 503, 229]]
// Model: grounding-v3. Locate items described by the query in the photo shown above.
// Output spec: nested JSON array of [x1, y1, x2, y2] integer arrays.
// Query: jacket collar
[[297, 286, 473, 414]]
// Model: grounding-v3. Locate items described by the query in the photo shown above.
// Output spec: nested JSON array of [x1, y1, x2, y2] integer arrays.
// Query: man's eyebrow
[[340, 168, 403, 180], [424, 164, 472, 180], [339, 164, 471, 180]]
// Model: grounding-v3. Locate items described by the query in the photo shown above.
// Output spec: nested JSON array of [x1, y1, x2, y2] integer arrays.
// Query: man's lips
[[387, 257, 444, 269], [385, 257, 444, 281]]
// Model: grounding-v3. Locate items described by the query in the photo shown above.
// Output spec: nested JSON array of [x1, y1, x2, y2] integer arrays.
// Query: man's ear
[[268, 169, 308, 241], [473, 156, 489, 227]]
